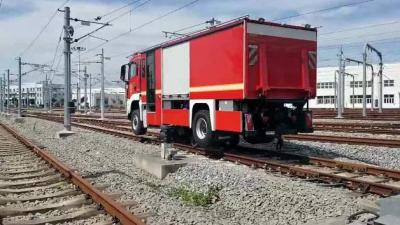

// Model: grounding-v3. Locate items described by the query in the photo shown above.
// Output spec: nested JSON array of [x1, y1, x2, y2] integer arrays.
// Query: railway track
[[23, 113, 400, 197], [27, 112, 400, 149], [314, 122, 400, 135], [312, 109, 400, 121], [0, 122, 146, 225], [284, 134, 400, 148]]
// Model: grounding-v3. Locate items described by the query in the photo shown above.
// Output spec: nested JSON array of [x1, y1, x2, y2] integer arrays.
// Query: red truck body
[[120, 18, 317, 146]]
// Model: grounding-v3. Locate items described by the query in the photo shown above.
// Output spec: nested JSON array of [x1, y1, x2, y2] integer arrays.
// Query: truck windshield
[[128, 63, 137, 80]]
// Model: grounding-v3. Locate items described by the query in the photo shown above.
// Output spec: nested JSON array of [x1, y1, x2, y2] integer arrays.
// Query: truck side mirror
[[120, 65, 127, 82]]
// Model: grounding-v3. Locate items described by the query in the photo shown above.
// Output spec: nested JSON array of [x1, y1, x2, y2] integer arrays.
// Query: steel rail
[[284, 134, 400, 148], [0, 122, 146, 225], [24, 113, 400, 196]]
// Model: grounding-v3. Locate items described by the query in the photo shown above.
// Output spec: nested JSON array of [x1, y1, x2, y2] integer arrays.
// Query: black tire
[[131, 109, 146, 135], [192, 110, 214, 147]]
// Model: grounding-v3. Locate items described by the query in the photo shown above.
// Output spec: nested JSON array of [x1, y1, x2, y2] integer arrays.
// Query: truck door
[[128, 61, 139, 98], [146, 51, 156, 112], [139, 58, 146, 101]]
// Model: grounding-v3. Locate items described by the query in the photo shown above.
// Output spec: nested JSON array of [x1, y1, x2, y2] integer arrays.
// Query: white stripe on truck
[[247, 23, 317, 41]]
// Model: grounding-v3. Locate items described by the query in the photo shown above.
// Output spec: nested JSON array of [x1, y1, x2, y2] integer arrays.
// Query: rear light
[[244, 113, 255, 131]]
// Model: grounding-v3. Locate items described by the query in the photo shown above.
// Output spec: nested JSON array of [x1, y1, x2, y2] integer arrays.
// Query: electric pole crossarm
[[74, 23, 110, 42], [363, 43, 383, 114]]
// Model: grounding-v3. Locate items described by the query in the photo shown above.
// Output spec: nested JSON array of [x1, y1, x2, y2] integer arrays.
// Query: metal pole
[[352, 75, 355, 109], [18, 57, 22, 118], [84, 67, 88, 114], [77, 50, 81, 111], [7, 69, 10, 113], [362, 50, 367, 117], [334, 71, 337, 111], [341, 64, 345, 113], [2, 73, 5, 113], [44, 73, 48, 111], [63, 6, 72, 131], [336, 48, 343, 118], [49, 79, 52, 112], [0, 77, 3, 113], [26, 88, 29, 109], [378, 62, 383, 113], [100, 48, 105, 120], [371, 73, 374, 111], [89, 73, 92, 112]]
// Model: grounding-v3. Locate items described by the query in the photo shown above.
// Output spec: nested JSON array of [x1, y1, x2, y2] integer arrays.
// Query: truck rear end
[[241, 19, 317, 144]]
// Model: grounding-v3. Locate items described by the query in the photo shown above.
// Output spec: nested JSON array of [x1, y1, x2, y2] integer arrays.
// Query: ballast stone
[[134, 153, 189, 179]]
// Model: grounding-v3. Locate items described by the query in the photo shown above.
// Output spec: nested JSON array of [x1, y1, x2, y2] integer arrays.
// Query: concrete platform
[[56, 130, 75, 138], [134, 154, 189, 179]]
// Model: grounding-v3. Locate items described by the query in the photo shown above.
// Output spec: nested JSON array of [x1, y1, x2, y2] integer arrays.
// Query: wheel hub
[[195, 118, 207, 139]]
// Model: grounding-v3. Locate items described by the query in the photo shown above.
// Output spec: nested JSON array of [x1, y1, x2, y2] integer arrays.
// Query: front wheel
[[131, 109, 146, 135], [192, 110, 214, 147]]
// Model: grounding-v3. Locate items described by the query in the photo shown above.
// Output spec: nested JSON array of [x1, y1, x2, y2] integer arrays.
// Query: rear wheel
[[131, 109, 146, 135], [192, 110, 214, 147]]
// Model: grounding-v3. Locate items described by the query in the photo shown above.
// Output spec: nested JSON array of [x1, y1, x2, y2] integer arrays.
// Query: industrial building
[[72, 87, 125, 109], [6, 82, 64, 108], [309, 63, 400, 109]]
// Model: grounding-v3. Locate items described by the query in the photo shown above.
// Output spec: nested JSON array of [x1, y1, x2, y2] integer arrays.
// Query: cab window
[[128, 63, 137, 80]]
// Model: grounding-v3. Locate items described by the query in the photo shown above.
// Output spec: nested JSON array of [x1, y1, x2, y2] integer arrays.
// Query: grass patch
[[170, 185, 221, 206]]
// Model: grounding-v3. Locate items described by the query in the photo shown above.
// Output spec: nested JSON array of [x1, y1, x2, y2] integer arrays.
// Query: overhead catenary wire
[[95, 0, 142, 21], [319, 36, 400, 49], [272, 0, 375, 21], [19, 0, 70, 57], [84, 0, 202, 54], [107, 0, 153, 23], [50, 28, 64, 70], [319, 20, 400, 36]]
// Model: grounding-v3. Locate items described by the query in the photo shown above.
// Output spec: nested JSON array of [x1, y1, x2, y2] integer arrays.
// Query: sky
[[0, 0, 399, 87]]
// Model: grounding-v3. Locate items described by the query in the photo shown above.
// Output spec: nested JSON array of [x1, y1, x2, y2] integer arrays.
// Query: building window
[[350, 81, 372, 88], [317, 96, 335, 104], [384, 94, 394, 104], [317, 82, 334, 89], [384, 80, 394, 87], [350, 95, 372, 104]]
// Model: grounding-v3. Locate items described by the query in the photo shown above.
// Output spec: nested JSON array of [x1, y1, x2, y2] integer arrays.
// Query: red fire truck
[[120, 17, 316, 147]]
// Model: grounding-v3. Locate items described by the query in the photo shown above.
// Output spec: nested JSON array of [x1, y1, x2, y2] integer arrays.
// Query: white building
[[7, 82, 64, 108], [72, 87, 125, 109], [309, 63, 400, 109]]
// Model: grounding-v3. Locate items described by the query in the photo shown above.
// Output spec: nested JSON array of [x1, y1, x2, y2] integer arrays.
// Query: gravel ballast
[[0, 116, 379, 225]]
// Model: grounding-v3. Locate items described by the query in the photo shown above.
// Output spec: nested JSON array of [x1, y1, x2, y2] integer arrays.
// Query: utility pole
[[89, 73, 92, 113], [44, 73, 48, 111], [0, 77, 3, 113], [83, 66, 88, 114], [345, 58, 375, 111], [7, 69, 10, 113], [97, 48, 106, 119], [18, 57, 22, 118], [72, 46, 86, 112], [363, 43, 383, 115], [334, 71, 338, 111], [1, 74, 5, 113], [49, 79, 52, 112], [336, 47, 343, 118], [362, 51, 367, 117], [26, 88, 29, 109], [63, 6, 72, 132]]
